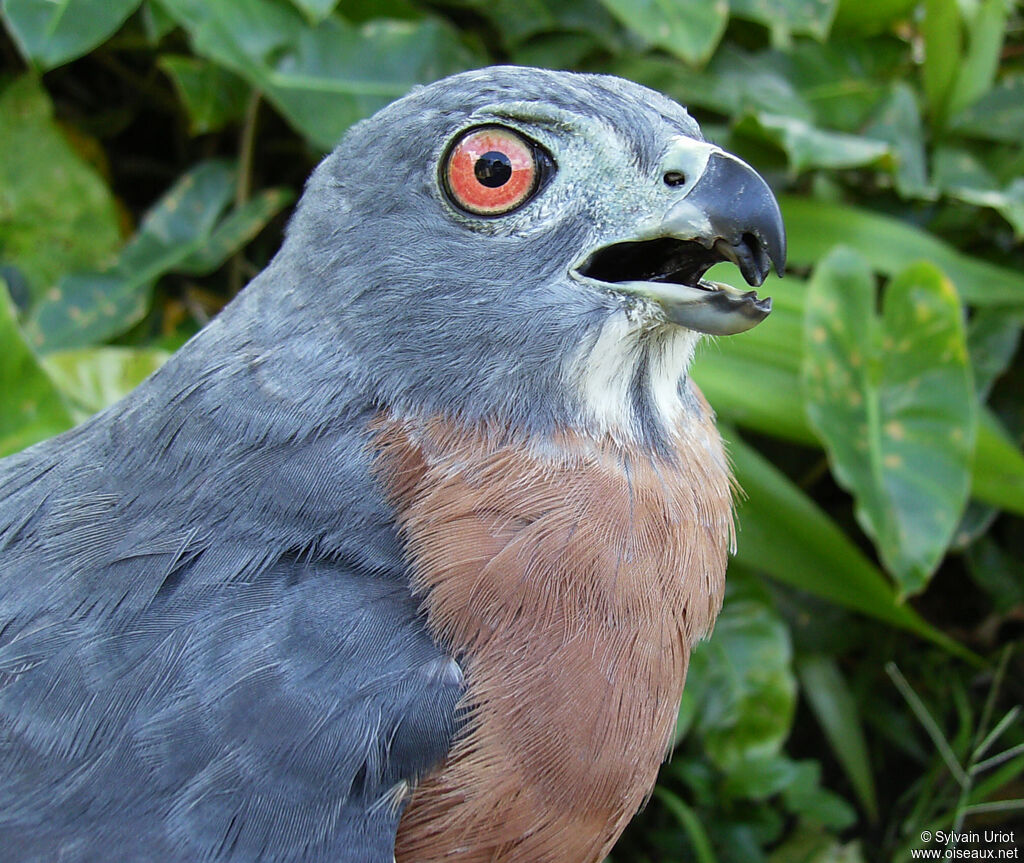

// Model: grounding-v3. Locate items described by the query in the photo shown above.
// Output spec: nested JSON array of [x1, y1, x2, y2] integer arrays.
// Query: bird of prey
[[0, 66, 784, 862]]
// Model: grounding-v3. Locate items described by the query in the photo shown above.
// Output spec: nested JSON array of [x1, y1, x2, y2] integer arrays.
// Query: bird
[[0, 66, 784, 862]]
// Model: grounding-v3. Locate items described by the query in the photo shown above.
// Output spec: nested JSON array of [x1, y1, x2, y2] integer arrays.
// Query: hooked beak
[[571, 150, 786, 335]]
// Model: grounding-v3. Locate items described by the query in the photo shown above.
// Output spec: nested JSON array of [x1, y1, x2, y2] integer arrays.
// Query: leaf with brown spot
[[801, 247, 976, 595]]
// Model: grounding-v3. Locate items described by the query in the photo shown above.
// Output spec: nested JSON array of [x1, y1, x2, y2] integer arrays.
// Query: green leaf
[[159, 0, 476, 150], [729, 0, 838, 42], [802, 249, 976, 594], [653, 788, 718, 863], [693, 264, 1024, 522], [947, 0, 1007, 117], [27, 160, 237, 350], [613, 48, 814, 124], [972, 410, 1024, 518], [726, 431, 973, 660], [966, 537, 1024, 614], [922, 0, 962, 126], [141, 0, 178, 43], [967, 308, 1021, 402], [0, 76, 121, 305], [863, 82, 930, 199], [597, 0, 728, 66], [698, 352, 814, 443], [832, 0, 916, 35], [289, 0, 339, 23], [784, 39, 901, 131], [950, 74, 1024, 144], [512, 31, 606, 69], [337, 0, 421, 24], [781, 760, 857, 828], [685, 595, 797, 770], [770, 824, 866, 863], [496, 0, 622, 48], [158, 54, 251, 135], [933, 146, 1024, 238], [796, 655, 878, 821], [177, 186, 294, 275], [781, 196, 1024, 307], [720, 752, 801, 800], [736, 111, 891, 173], [0, 277, 73, 457], [1, 0, 143, 69], [41, 346, 170, 419]]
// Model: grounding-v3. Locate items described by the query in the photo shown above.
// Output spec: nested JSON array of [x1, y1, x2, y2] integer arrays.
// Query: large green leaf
[[692, 264, 1024, 521], [785, 39, 902, 131], [0, 76, 121, 306], [598, 0, 728, 67], [41, 346, 170, 419], [159, 0, 476, 150], [781, 196, 1024, 307], [802, 249, 976, 595], [701, 351, 1024, 523], [726, 431, 972, 660], [1, 0, 142, 69], [28, 160, 234, 350], [0, 278, 73, 457], [24, 161, 289, 351]]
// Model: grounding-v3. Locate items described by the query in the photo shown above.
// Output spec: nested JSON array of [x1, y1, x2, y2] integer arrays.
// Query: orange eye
[[442, 126, 551, 216]]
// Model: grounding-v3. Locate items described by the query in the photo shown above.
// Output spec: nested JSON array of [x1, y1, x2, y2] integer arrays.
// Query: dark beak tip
[[767, 212, 787, 279]]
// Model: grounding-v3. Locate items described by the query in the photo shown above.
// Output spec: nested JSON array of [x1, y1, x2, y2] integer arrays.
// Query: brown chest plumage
[[373, 394, 732, 863]]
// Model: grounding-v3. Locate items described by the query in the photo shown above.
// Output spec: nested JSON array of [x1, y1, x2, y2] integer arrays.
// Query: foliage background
[[1, 0, 1023, 860]]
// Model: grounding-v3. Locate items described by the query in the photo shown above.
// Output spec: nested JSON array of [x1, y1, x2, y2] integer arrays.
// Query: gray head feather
[[214, 65, 708, 439]]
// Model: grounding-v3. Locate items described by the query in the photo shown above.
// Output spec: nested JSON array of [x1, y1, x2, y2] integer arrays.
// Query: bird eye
[[442, 126, 551, 217]]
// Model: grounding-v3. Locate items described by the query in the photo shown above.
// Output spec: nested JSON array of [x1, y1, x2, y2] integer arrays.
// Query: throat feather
[[567, 312, 700, 443]]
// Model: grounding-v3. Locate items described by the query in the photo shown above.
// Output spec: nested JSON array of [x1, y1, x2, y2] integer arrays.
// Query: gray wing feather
[[0, 377, 462, 861]]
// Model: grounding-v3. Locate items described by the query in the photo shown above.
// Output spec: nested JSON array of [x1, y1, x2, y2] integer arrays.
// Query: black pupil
[[474, 151, 513, 187]]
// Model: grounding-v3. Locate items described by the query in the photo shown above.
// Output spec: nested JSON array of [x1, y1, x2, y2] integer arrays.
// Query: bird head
[[247, 66, 784, 443]]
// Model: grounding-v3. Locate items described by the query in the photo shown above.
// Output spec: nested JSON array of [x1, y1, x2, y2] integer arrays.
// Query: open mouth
[[576, 234, 772, 289], [572, 235, 774, 335]]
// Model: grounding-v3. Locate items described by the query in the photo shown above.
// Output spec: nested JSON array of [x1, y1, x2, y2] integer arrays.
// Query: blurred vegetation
[[1, 0, 1023, 860]]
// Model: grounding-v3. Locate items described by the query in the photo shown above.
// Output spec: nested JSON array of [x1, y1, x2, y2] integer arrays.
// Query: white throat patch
[[567, 310, 700, 441]]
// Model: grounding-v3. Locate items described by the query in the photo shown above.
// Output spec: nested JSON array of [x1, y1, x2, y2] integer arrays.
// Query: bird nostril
[[663, 171, 687, 187]]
